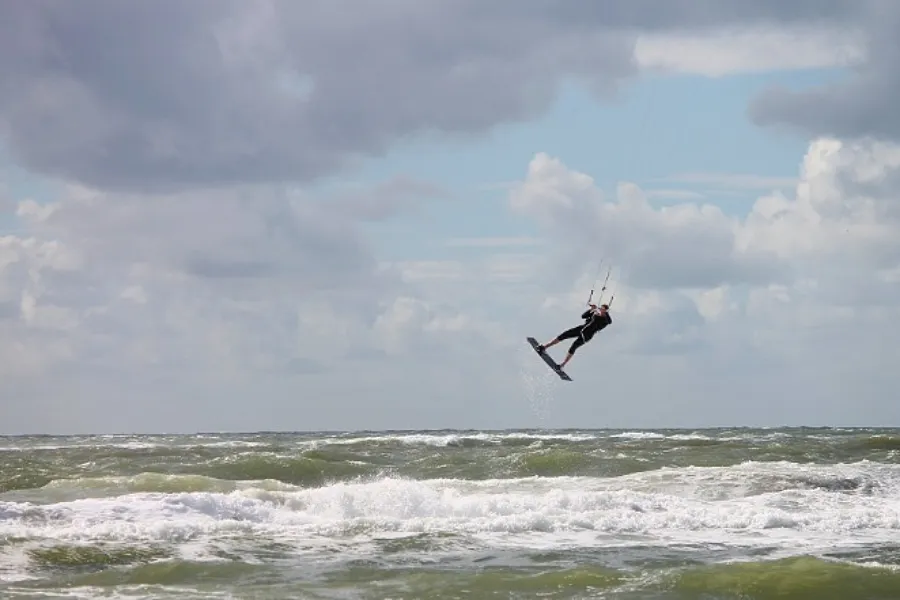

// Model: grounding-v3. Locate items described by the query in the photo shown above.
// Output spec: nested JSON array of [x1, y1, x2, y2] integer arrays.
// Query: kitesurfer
[[537, 303, 611, 369]]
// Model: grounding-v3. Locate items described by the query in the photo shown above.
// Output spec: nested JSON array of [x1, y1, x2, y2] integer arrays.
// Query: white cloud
[[505, 137, 900, 425], [635, 25, 866, 77], [4, 135, 900, 433], [510, 154, 784, 292], [514, 139, 900, 298], [738, 138, 900, 266]]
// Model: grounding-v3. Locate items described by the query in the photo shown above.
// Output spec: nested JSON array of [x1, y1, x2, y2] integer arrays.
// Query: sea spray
[[519, 344, 560, 424]]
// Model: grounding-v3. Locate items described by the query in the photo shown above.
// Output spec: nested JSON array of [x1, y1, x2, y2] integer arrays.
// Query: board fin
[[526, 337, 572, 381]]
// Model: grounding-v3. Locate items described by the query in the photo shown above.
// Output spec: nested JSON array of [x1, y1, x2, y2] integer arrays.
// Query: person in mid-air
[[537, 303, 612, 370]]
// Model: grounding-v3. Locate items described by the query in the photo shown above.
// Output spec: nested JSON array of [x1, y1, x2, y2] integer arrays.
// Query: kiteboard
[[526, 337, 572, 381]]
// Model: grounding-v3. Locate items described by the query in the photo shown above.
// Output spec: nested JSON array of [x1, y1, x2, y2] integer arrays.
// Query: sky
[[2, 0, 900, 434]]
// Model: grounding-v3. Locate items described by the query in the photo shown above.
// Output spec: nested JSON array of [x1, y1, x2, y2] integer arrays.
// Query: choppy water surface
[[2, 427, 900, 599]]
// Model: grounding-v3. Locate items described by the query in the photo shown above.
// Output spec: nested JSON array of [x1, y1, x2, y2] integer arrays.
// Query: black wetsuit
[[556, 308, 612, 355]]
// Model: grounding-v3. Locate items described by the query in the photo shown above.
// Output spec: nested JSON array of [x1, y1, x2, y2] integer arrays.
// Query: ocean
[[1, 427, 899, 599]]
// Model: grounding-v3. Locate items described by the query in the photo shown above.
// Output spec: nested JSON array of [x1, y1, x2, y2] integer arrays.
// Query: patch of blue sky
[[0, 152, 60, 234], [339, 67, 850, 263]]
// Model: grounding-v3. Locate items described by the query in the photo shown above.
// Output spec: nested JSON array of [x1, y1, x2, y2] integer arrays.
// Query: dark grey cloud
[[0, 0, 874, 193], [0, 300, 17, 320], [749, 2, 900, 142]]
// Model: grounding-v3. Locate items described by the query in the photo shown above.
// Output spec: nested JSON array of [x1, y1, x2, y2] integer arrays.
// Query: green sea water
[[1, 427, 899, 599]]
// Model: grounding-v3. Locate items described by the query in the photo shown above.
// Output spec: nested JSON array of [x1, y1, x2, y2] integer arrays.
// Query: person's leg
[[559, 335, 585, 369], [540, 326, 580, 351]]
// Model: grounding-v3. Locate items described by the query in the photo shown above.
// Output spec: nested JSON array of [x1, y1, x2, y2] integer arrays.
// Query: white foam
[[669, 433, 715, 441], [2, 462, 898, 558], [303, 431, 599, 449], [611, 431, 666, 440], [0, 439, 271, 452]]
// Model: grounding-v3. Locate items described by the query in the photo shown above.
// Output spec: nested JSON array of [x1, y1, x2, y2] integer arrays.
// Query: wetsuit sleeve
[[581, 309, 592, 319]]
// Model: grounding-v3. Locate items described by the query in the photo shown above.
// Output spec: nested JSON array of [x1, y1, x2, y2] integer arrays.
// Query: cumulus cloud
[[506, 138, 900, 425], [508, 153, 787, 291], [513, 139, 900, 299]]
